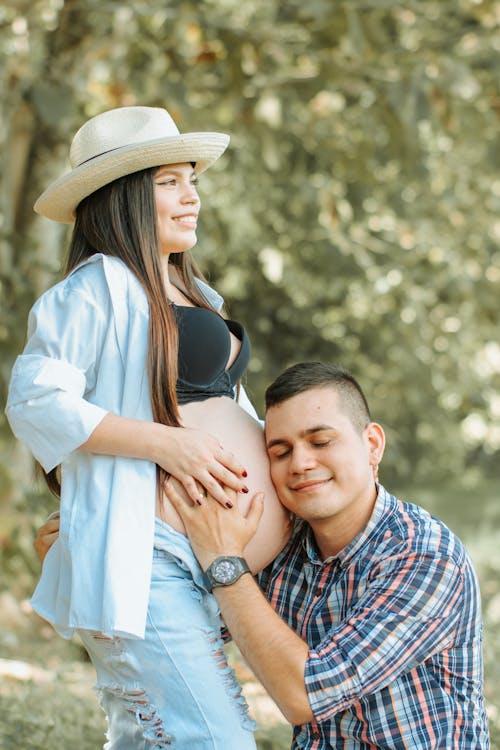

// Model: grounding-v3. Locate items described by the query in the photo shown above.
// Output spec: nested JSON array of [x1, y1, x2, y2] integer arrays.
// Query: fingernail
[[196, 498, 203, 506], [242, 470, 248, 478], [226, 501, 233, 509], [242, 486, 249, 494]]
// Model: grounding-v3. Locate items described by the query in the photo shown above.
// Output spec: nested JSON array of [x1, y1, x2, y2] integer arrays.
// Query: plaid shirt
[[258, 485, 490, 749]]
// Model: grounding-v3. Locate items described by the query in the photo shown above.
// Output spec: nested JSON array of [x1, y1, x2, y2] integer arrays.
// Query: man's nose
[[289, 445, 316, 473]]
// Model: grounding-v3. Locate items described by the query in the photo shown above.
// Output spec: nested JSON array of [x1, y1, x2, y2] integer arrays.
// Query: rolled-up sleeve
[[6, 285, 109, 472]]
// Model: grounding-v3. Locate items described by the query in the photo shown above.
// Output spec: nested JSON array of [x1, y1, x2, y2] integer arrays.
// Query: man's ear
[[365, 422, 385, 469]]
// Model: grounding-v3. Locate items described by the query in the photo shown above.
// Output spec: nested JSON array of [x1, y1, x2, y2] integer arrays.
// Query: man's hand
[[163, 477, 264, 572], [33, 512, 60, 563]]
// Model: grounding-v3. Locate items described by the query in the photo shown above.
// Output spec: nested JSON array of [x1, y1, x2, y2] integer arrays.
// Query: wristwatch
[[202, 556, 251, 592]]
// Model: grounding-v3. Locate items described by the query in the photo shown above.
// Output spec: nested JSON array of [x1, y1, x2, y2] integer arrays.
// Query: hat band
[[76, 144, 125, 168]]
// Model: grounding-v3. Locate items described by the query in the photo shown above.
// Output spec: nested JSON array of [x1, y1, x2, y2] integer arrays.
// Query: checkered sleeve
[[304, 550, 465, 722]]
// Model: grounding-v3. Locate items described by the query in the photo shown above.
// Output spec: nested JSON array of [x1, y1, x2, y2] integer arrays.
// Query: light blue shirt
[[6, 253, 257, 639]]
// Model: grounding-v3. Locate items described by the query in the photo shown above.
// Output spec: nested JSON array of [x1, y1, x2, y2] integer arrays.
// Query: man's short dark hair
[[265, 362, 372, 433]]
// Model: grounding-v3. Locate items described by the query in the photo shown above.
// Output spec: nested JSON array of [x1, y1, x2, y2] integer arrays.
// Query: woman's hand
[[155, 425, 249, 508], [79, 414, 249, 508], [33, 512, 60, 563]]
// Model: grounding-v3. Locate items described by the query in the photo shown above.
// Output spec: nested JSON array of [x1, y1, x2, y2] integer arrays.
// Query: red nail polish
[[242, 470, 248, 478], [226, 501, 233, 509], [242, 486, 249, 494]]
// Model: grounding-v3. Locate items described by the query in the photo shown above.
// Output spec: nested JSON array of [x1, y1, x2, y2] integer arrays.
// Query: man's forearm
[[213, 573, 313, 725]]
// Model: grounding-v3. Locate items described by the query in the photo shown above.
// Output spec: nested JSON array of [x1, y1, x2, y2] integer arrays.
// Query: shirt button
[[314, 586, 323, 597], [311, 731, 320, 739]]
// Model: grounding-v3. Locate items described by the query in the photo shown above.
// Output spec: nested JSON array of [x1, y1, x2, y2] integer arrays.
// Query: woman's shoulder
[[67, 253, 135, 291], [36, 254, 221, 314], [38, 254, 143, 309]]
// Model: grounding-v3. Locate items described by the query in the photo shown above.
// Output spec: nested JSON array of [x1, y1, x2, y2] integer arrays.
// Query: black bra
[[173, 305, 251, 404]]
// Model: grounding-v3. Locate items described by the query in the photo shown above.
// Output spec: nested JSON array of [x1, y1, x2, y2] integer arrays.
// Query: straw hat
[[34, 106, 230, 223]]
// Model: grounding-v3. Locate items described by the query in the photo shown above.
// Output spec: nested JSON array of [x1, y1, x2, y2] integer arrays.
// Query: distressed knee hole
[[209, 634, 227, 669], [98, 685, 173, 747], [206, 629, 257, 732]]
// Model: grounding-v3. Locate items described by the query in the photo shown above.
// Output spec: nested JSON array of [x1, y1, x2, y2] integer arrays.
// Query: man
[[35, 362, 490, 748], [165, 361, 489, 748]]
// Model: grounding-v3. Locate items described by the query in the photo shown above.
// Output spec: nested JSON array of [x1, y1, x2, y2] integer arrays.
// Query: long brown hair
[[44, 166, 213, 496]]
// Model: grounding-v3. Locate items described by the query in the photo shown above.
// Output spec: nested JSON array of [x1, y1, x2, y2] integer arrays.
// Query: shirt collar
[[300, 484, 395, 568]]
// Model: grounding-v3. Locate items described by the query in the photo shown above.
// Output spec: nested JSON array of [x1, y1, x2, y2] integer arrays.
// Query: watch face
[[213, 559, 238, 584]]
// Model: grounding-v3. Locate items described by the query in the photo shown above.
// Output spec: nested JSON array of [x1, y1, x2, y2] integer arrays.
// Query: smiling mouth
[[290, 478, 332, 492], [173, 215, 198, 224]]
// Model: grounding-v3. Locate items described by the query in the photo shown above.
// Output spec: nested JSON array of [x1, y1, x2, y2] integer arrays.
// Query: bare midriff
[[156, 395, 292, 573]]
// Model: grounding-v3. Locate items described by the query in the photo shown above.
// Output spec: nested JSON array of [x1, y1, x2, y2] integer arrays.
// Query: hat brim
[[34, 132, 230, 224]]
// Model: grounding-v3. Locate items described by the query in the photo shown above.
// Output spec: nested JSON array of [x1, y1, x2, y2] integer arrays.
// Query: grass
[[0, 597, 292, 750], [0, 675, 293, 750]]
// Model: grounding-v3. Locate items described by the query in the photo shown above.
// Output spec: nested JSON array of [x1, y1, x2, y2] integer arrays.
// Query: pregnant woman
[[6, 105, 291, 749]]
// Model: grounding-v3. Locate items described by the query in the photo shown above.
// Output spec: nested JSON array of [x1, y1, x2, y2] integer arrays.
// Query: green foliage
[[1, 0, 498, 494], [0, 1, 498, 740]]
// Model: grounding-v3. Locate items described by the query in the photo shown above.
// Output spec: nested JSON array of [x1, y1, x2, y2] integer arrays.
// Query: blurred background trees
[[0, 0, 499, 745], [1, 0, 498, 494]]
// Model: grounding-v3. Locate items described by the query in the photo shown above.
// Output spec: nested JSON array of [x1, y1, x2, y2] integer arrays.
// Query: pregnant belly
[[157, 396, 291, 573]]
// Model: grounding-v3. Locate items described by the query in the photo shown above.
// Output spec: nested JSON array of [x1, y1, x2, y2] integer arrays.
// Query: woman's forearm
[[78, 413, 168, 463], [78, 413, 248, 504]]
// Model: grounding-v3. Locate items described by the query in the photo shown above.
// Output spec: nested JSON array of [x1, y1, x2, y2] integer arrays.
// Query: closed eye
[[269, 447, 291, 460], [155, 177, 199, 189]]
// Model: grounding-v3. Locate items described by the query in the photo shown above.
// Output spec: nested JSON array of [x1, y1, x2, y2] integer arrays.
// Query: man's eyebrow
[[266, 424, 335, 449]]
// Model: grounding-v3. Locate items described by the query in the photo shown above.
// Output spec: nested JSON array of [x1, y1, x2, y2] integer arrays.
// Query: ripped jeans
[[78, 517, 257, 749]]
